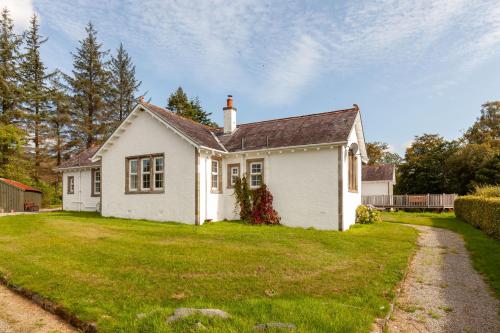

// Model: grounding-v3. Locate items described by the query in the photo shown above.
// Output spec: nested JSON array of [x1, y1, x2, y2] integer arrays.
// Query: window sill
[[210, 189, 222, 194], [91, 194, 101, 197], [125, 190, 165, 195], [348, 189, 358, 193]]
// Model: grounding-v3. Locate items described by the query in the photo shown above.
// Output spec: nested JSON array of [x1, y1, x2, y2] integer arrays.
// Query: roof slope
[[142, 102, 225, 151], [57, 145, 101, 169], [217, 107, 359, 152], [362, 164, 395, 181], [0, 178, 41, 193]]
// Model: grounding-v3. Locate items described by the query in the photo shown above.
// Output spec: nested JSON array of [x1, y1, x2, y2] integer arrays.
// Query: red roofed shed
[[0, 178, 42, 212]]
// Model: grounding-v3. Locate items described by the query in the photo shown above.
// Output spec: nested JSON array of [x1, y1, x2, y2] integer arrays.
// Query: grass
[[381, 211, 500, 298], [0, 212, 417, 332]]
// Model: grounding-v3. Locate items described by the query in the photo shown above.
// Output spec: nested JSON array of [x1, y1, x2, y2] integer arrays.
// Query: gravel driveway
[[0, 284, 76, 333], [383, 225, 499, 333]]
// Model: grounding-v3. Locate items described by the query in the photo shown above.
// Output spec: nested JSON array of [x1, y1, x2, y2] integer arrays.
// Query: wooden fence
[[362, 194, 457, 209]]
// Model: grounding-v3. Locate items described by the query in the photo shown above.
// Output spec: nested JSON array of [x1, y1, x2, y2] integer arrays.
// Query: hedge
[[455, 196, 500, 239]]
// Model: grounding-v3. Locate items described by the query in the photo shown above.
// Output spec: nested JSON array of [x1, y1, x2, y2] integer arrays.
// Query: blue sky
[[6, 0, 500, 154]]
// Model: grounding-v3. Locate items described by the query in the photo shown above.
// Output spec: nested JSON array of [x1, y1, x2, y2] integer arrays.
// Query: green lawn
[[381, 211, 500, 298], [0, 212, 417, 332]]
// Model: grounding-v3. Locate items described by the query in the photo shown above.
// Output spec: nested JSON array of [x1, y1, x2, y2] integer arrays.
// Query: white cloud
[[0, 0, 35, 31], [21, 0, 500, 104]]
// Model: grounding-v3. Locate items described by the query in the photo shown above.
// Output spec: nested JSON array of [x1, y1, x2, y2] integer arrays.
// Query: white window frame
[[93, 169, 101, 195], [141, 158, 151, 190], [230, 166, 239, 187], [68, 176, 74, 194], [250, 162, 263, 188], [154, 156, 164, 190], [211, 159, 219, 191], [129, 159, 138, 191]]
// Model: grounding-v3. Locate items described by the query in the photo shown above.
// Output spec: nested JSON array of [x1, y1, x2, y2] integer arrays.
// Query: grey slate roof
[[57, 145, 101, 169], [362, 164, 395, 181], [216, 108, 359, 152], [59, 102, 360, 168]]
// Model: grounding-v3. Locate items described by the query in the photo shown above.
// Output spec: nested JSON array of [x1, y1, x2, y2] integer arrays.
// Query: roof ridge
[[237, 107, 358, 127], [141, 101, 217, 130]]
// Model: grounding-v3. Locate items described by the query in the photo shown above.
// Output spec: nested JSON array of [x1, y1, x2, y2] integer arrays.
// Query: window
[[92, 169, 101, 196], [246, 158, 264, 188], [154, 156, 164, 190], [211, 158, 221, 192], [142, 158, 151, 190], [348, 149, 358, 192], [67, 176, 74, 194], [227, 163, 240, 188], [129, 159, 138, 191], [125, 154, 164, 194]]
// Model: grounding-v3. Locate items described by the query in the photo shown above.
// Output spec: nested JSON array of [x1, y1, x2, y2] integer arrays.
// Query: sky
[[4, 0, 500, 154]]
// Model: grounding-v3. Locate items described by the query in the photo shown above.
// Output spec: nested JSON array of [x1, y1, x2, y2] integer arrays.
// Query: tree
[[396, 134, 458, 194], [445, 143, 497, 194], [167, 87, 216, 126], [109, 43, 140, 126], [48, 72, 72, 166], [366, 141, 403, 165], [0, 8, 22, 124], [0, 124, 31, 181], [464, 102, 500, 148], [66, 22, 111, 149], [19, 14, 54, 180]]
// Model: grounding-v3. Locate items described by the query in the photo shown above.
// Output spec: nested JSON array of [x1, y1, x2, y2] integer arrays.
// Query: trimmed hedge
[[455, 196, 500, 239]]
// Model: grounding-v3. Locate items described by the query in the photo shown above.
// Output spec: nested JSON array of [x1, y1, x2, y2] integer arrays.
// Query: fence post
[[427, 193, 430, 208]]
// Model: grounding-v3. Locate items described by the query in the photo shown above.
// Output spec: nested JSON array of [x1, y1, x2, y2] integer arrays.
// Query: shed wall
[[0, 181, 23, 212]]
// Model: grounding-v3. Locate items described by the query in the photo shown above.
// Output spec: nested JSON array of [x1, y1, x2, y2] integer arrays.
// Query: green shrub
[[356, 205, 380, 224], [472, 185, 500, 198], [455, 196, 500, 239]]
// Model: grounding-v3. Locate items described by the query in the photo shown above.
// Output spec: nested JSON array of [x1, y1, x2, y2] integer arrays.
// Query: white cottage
[[57, 96, 367, 230], [362, 164, 397, 196]]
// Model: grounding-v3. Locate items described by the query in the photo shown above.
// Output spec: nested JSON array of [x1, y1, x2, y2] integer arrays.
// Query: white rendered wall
[[244, 148, 339, 230], [100, 109, 196, 223], [62, 169, 100, 211], [362, 181, 393, 196], [342, 120, 363, 231]]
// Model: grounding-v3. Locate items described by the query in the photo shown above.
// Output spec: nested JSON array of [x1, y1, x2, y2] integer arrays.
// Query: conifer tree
[[0, 8, 22, 124], [48, 72, 71, 166], [109, 43, 140, 126], [19, 14, 54, 180], [167, 86, 216, 126], [66, 22, 111, 149]]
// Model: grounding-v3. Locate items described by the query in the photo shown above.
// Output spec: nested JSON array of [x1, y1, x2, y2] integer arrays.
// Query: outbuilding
[[361, 164, 396, 196], [0, 178, 42, 213]]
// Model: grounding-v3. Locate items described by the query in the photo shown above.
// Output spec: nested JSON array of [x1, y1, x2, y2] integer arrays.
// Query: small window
[[129, 159, 138, 191], [227, 163, 240, 189], [142, 158, 151, 190], [67, 176, 74, 194], [92, 169, 101, 196], [211, 159, 219, 191], [348, 149, 358, 192], [154, 156, 164, 190], [250, 161, 263, 188]]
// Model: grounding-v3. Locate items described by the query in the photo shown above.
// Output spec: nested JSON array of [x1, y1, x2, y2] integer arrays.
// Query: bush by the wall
[[250, 185, 281, 225], [356, 205, 380, 224], [455, 195, 500, 239]]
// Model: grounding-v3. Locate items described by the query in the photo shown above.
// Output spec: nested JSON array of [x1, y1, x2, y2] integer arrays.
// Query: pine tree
[[48, 72, 71, 166], [167, 87, 216, 126], [66, 22, 111, 149], [19, 14, 54, 180], [109, 43, 140, 127], [0, 8, 22, 124]]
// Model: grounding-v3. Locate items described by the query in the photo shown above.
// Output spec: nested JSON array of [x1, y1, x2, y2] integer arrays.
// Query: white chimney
[[223, 95, 237, 134]]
